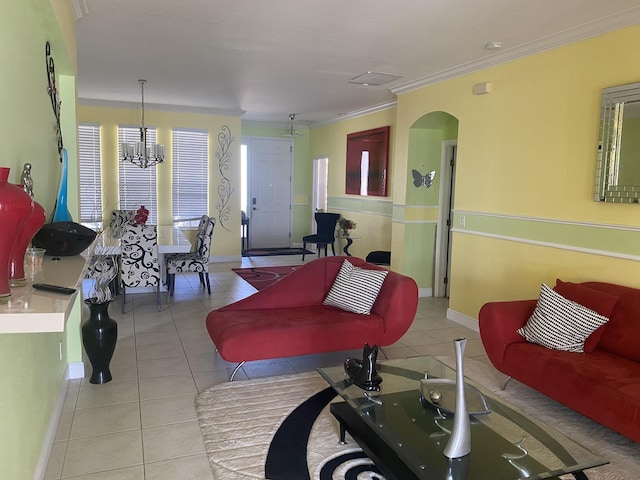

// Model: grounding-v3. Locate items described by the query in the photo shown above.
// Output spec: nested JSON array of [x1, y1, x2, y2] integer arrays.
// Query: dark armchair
[[302, 212, 340, 261]]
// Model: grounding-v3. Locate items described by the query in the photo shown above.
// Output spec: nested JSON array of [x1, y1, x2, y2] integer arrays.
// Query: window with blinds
[[172, 128, 208, 221], [78, 123, 102, 222], [118, 126, 158, 224]]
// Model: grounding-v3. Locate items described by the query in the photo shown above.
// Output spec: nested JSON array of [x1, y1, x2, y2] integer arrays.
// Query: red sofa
[[206, 256, 418, 376], [479, 280, 640, 442]]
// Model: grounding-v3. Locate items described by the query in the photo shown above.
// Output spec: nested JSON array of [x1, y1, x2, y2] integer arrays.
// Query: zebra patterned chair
[[120, 223, 161, 313], [110, 210, 136, 238], [166, 217, 215, 296]]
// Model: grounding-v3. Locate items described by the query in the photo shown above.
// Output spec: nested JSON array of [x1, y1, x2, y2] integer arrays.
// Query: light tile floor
[[45, 255, 490, 480]]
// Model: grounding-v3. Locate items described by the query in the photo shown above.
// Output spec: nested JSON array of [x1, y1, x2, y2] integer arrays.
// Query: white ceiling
[[75, 0, 640, 126]]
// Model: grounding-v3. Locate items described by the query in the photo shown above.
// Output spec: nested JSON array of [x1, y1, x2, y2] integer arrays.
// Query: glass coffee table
[[317, 356, 607, 480]]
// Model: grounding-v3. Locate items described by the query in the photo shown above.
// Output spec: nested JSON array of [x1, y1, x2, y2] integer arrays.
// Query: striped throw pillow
[[323, 259, 388, 314], [517, 283, 610, 353]]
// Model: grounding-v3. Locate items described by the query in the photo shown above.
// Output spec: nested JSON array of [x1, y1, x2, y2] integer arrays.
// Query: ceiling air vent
[[349, 71, 403, 86]]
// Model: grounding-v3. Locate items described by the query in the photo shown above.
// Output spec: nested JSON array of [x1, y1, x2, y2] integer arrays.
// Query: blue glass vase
[[52, 148, 72, 223]]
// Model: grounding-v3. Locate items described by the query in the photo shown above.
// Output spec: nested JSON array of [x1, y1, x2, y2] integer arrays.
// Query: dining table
[[85, 223, 193, 290]]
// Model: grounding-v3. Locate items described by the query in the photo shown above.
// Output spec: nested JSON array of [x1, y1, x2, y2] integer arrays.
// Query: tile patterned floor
[[44, 255, 489, 479]]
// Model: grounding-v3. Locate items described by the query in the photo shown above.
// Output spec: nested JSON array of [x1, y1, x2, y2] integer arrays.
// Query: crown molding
[[311, 100, 397, 128], [78, 98, 246, 117], [241, 119, 310, 130], [392, 8, 640, 95]]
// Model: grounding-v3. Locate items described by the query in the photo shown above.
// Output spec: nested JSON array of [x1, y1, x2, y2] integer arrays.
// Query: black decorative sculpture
[[344, 343, 382, 391]]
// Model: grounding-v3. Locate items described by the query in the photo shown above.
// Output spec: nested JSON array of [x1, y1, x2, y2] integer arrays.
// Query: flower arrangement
[[86, 255, 118, 304], [338, 217, 357, 237]]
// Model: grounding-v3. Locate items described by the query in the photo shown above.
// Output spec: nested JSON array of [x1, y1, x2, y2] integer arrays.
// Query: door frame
[[244, 136, 294, 248], [434, 140, 457, 297], [311, 156, 328, 234]]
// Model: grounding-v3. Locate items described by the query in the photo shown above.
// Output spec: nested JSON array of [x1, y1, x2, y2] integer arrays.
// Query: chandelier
[[281, 113, 302, 137], [120, 79, 165, 169]]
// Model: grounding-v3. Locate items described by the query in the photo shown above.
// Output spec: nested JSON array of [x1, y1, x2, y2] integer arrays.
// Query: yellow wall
[[309, 108, 397, 259], [1, 1, 78, 478], [395, 24, 640, 319], [77, 105, 243, 256]]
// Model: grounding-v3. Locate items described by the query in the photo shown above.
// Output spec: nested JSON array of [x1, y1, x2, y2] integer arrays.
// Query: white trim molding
[[447, 308, 480, 332], [391, 7, 640, 96]]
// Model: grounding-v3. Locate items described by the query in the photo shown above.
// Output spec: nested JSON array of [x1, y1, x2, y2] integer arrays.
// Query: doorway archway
[[406, 111, 459, 297]]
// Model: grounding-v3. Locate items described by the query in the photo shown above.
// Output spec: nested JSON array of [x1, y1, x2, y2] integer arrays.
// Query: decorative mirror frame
[[345, 126, 390, 196], [595, 81, 640, 203]]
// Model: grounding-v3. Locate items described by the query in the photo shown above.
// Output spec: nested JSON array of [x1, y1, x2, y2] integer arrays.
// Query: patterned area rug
[[195, 358, 640, 480], [242, 247, 313, 257], [232, 265, 301, 290]]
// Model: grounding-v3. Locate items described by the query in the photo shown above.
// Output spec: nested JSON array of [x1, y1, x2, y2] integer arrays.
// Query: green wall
[[0, 1, 78, 479]]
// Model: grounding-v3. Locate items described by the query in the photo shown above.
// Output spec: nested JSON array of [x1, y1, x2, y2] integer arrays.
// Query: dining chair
[[110, 210, 136, 238], [191, 215, 209, 253], [302, 212, 340, 261], [166, 217, 215, 296], [120, 223, 161, 313]]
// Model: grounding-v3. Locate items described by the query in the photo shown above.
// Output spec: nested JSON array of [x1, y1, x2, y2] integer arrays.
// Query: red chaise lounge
[[206, 256, 419, 379]]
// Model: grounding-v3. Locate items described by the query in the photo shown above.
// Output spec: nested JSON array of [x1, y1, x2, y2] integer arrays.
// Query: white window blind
[[78, 123, 102, 222], [118, 126, 158, 224], [172, 128, 208, 221]]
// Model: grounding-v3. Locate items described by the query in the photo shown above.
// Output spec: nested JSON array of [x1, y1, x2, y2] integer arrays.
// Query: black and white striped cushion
[[517, 283, 610, 353], [323, 259, 388, 314]]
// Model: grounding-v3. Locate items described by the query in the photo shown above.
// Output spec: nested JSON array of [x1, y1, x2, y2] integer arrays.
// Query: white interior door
[[248, 138, 292, 248]]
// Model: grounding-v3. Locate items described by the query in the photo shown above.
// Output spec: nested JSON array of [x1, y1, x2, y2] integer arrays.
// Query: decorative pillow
[[517, 283, 610, 353], [323, 259, 388, 314], [553, 279, 618, 352]]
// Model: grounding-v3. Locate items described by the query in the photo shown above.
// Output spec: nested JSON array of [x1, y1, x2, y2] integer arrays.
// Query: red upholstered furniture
[[206, 256, 419, 377], [479, 280, 640, 442]]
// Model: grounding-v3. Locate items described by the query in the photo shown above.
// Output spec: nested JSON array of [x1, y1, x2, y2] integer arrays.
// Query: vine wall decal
[[215, 125, 235, 231], [45, 41, 63, 161]]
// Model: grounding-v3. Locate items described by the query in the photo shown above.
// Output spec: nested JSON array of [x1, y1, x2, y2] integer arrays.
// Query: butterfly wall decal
[[412, 169, 436, 188]]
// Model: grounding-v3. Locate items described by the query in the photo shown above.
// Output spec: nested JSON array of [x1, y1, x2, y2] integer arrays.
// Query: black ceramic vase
[[82, 300, 118, 384]]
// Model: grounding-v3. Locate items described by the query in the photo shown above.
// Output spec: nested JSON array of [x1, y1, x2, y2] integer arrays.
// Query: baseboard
[[418, 287, 433, 297], [68, 361, 85, 380], [34, 363, 72, 480], [211, 255, 242, 263], [446, 308, 479, 332]]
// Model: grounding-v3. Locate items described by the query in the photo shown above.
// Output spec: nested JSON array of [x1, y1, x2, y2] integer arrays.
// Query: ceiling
[[74, 0, 640, 127]]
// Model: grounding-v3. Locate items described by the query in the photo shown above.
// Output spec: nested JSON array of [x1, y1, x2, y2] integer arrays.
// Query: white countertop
[[0, 255, 87, 334]]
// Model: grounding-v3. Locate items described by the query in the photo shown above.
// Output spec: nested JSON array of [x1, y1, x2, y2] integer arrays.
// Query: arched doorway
[[406, 111, 459, 297]]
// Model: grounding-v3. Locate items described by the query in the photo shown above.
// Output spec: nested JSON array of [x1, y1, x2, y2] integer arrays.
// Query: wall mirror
[[595, 81, 640, 203]]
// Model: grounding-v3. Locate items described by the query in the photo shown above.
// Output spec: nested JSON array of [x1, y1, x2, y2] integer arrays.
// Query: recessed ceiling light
[[485, 42, 503, 51], [349, 72, 403, 86]]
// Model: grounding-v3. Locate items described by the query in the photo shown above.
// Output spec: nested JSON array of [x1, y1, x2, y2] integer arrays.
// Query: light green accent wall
[[619, 116, 640, 185], [454, 212, 640, 257], [403, 222, 437, 287], [0, 332, 66, 479], [241, 125, 311, 243], [0, 2, 77, 478], [327, 196, 393, 216]]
